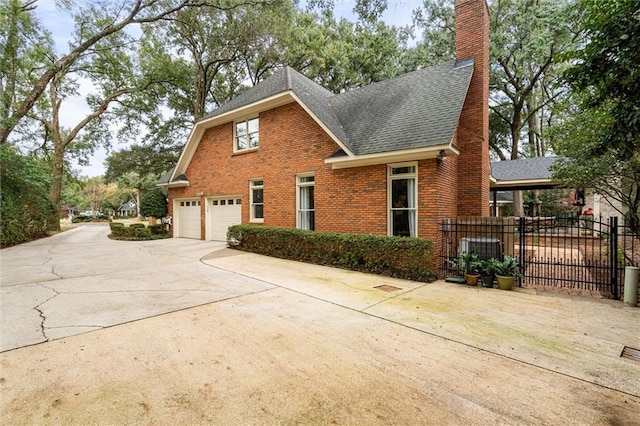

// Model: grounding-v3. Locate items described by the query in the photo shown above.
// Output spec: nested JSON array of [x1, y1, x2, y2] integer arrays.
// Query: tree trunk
[[512, 190, 524, 217], [48, 144, 64, 231]]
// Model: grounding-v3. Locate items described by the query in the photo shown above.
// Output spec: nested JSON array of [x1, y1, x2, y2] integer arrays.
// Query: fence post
[[609, 216, 619, 299], [518, 216, 526, 288]]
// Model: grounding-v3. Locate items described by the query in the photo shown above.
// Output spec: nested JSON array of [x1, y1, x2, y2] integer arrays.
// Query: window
[[235, 117, 259, 151], [297, 174, 315, 231], [389, 163, 417, 237], [250, 179, 264, 222]]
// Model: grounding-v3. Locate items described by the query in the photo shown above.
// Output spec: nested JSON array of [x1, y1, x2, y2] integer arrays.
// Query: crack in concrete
[[34, 283, 61, 342], [50, 265, 63, 280]]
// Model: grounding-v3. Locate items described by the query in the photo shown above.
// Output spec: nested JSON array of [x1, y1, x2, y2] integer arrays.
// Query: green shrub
[[140, 189, 168, 219], [72, 215, 109, 223], [1, 144, 55, 247], [227, 225, 436, 282], [134, 227, 152, 238], [108, 222, 168, 241], [148, 224, 165, 235]]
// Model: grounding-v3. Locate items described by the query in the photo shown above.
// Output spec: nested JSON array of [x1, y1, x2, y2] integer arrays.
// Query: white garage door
[[175, 199, 201, 239], [209, 197, 242, 241]]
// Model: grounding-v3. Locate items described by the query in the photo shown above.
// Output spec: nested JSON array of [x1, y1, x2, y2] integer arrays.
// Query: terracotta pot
[[464, 273, 480, 286], [496, 275, 516, 290]]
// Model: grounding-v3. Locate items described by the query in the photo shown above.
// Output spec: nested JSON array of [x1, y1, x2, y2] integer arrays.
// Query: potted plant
[[480, 258, 500, 288], [494, 255, 523, 290], [458, 251, 482, 286]]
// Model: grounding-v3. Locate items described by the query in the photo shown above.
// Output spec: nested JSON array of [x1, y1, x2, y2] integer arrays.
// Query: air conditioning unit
[[459, 237, 501, 260]]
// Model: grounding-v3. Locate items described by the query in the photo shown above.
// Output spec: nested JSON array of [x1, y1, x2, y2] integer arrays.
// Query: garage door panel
[[209, 198, 242, 241], [176, 200, 201, 239]]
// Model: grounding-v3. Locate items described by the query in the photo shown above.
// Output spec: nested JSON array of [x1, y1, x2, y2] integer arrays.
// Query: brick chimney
[[455, 0, 490, 216]]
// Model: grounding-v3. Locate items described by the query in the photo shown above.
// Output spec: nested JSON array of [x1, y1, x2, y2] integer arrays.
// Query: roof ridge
[[285, 66, 292, 90]]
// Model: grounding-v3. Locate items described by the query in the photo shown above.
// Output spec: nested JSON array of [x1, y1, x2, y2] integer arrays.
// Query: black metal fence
[[438, 216, 640, 301]]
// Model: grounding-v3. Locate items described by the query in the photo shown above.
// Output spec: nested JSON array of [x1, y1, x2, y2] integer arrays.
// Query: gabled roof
[[331, 59, 473, 155], [162, 61, 474, 185], [490, 156, 564, 190], [200, 68, 349, 147]]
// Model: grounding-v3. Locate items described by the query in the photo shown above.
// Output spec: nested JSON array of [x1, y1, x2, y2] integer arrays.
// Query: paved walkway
[[1, 226, 639, 424]]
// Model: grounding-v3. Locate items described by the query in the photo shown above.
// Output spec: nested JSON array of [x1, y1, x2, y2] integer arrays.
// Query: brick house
[[160, 0, 490, 250]]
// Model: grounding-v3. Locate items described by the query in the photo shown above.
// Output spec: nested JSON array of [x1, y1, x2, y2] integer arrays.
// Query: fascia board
[[325, 143, 459, 170], [490, 178, 558, 189]]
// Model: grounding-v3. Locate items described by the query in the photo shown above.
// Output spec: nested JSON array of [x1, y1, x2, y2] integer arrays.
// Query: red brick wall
[[169, 103, 450, 240], [169, 103, 394, 238], [455, 0, 490, 217]]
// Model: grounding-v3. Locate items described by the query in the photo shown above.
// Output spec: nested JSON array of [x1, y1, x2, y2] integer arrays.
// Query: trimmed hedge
[[109, 222, 168, 241], [227, 225, 436, 282], [72, 215, 109, 223]]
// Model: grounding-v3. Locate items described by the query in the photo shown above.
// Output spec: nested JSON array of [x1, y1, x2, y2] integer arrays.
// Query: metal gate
[[438, 216, 639, 300]]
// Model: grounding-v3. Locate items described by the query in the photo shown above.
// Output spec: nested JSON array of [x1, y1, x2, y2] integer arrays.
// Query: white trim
[[233, 116, 260, 152], [490, 178, 556, 189], [387, 162, 418, 237], [326, 144, 458, 169], [296, 173, 315, 230], [249, 179, 264, 223]]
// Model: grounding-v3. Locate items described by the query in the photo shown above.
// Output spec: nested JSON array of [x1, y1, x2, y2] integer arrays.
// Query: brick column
[[455, 0, 490, 217]]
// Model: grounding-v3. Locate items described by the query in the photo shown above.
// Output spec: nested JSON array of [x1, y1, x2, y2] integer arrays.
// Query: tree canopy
[[552, 0, 640, 232]]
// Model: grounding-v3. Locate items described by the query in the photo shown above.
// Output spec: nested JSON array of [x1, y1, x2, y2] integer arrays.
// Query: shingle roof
[[491, 157, 562, 182], [199, 61, 474, 155], [331, 59, 473, 155]]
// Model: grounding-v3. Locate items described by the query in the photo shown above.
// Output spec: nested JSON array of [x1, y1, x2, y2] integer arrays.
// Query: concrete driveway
[[1, 225, 639, 424]]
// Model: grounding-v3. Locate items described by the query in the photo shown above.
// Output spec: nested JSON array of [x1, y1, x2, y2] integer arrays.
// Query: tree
[[104, 144, 180, 184], [0, 0, 269, 145], [140, 188, 168, 219], [83, 177, 109, 217], [0, 0, 52, 143], [552, 0, 640, 233], [401, 0, 455, 71], [488, 0, 578, 215]]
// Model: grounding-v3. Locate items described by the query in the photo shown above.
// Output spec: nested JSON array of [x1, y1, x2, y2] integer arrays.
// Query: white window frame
[[250, 179, 264, 223], [388, 162, 418, 237], [234, 117, 259, 152], [296, 173, 315, 231]]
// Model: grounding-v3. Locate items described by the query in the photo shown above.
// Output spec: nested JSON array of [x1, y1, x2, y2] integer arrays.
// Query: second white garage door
[[208, 197, 242, 241]]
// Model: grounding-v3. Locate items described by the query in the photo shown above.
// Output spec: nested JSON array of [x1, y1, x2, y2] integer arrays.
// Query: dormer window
[[235, 117, 259, 151]]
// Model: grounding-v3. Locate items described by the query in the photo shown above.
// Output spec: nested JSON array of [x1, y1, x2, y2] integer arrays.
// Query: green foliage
[[0, 144, 55, 247], [457, 251, 482, 275], [104, 145, 179, 184], [554, 0, 640, 233], [148, 224, 165, 235], [562, 0, 639, 160], [109, 222, 168, 241], [494, 255, 523, 278], [140, 189, 168, 218], [402, 0, 455, 71], [227, 225, 436, 282], [71, 214, 109, 223]]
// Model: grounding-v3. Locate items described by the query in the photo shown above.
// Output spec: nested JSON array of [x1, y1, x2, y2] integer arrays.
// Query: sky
[[32, 0, 420, 178]]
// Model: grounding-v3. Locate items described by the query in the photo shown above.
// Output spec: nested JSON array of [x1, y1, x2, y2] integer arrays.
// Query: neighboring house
[[60, 205, 80, 218], [117, 201, 137, 217], [159, 0, 490, 248], [488, 191, 514, 217]]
